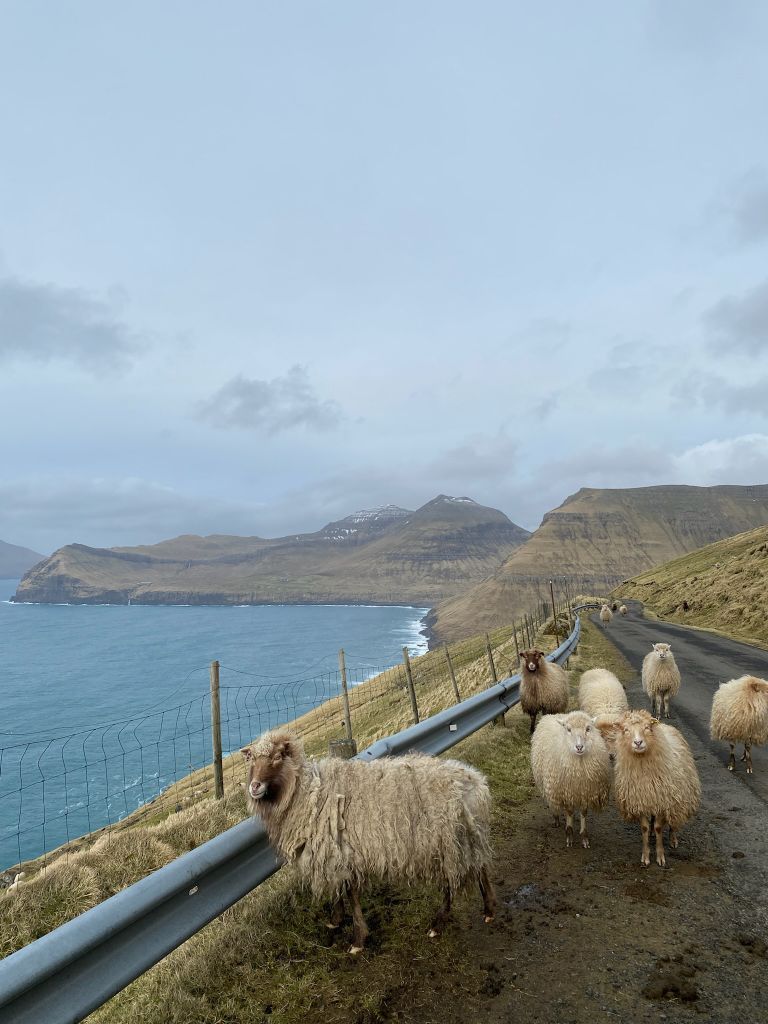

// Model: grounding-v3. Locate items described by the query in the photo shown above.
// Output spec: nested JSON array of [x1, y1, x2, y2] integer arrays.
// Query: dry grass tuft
[[0, 863, 101, 956]]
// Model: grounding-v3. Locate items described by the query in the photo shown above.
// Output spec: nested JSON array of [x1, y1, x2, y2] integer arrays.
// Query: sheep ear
[[241, 747, 253, 762]]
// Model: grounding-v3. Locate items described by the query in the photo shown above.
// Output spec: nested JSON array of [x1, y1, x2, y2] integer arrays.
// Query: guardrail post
[[402, 647, 419, 724], [210, 660, 224, 800], [443, 643, 461, 703]]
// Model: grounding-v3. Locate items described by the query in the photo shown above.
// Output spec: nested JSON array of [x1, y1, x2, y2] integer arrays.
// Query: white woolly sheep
[[519, 649, 569, 734], [597, 710, 700, 867], [530, 710, 611, 849], [599, 605, 613, 627], [642, 643, 681, 718], [710, 675, 768, 774], [578, 668, 629, 717], [241, 731, 496, 953], [619, 604, 628, 616]]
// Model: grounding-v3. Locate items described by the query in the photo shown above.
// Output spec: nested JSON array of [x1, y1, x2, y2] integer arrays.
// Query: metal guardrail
[[0, 618, 581, 1024]]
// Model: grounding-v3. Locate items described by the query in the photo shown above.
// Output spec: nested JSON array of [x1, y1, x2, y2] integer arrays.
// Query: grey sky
[[2, 2, 768, 553]]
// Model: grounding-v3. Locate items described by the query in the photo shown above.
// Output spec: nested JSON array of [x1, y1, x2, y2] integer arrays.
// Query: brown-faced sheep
[[519, 649, 569, 734], [642, 643, 681, 718], [530, 710, 611, 849], [597, 710, 700, 867], [599, 605, 613, 627], [241, 731, 495, 953], [578, 668, 629, 717], [619, 604, 628, 616], [710, 675, 768, 774]]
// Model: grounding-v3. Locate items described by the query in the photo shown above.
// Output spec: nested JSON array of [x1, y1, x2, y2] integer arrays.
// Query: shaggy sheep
[[642, 643, 681, 718], [710, 675, 768, 774], [619, 604, 628, 616], [531, 710, 611, 849], [241, 731, 496, 953], [597, 710, 700, 867], [599, 605, 613, 627], [578, 668, 629, 717], [519, 649, 570, 734]]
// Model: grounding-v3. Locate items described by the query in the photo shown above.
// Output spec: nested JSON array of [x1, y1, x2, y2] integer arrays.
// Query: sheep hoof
[[657, 857, 666, 868], [641, 857, 650, 868], [747, 767, 753, 774], [348, 945, 364, 956], [581, 836, 590, 849], [669, 836, 679, 849], [728, 763, 735, 771], [427, 928, 439, 939], [565, 826, 574, 848], [484, 915, 494, 924]]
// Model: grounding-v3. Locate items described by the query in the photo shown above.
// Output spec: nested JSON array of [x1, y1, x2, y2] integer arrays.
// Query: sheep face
[[652, 643, 671, 660], [521, 649, 544, 674], [241, 732, 301, 806], [559, 712, 595, 757], [620, 710, 660, 755]]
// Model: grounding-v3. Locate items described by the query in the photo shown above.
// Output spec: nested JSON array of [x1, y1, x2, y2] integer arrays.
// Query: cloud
[[427, 432, 518, 483], [705, 279, 768, 355], [672, 434, 768, 484], [196, 365, 344, 434], [679, 371, 768, 416], [719, 169, 768, 244], [0, 477, 266, 552], [0, 275, 140, 372]]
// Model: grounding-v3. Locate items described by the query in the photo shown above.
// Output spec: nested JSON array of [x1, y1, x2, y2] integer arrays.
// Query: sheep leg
[[654, 816, 666, 867], [663, 693, 671, 719], [728, 743, 736, 771], [640, 816, 651, 867], [478, 865, 496, 923], [347, 882, 369, 955], [565, 809, 574, 848], [579, 810, 589, 849], [669, 825, 679, 849], [529, 711, 537, 734], [428, 886, 452, 938], [326, 893, 345, 930], [745, 743, 753, 774]]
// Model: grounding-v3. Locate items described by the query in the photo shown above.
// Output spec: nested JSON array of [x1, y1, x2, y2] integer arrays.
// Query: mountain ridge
[[0, 539, 45, 579]]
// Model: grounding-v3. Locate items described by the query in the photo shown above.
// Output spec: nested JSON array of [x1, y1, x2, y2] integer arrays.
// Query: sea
[[0, 578, 428, 869]]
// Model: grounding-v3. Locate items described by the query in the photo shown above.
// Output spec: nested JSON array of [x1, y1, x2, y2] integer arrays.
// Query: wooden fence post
[[210, 660, 224, 800], [485, 633, 504, 726], [402, 647, 419, 725], [444, 643, 461, 703], [549, 579, 560, 646], [336, 649, 357, 756]]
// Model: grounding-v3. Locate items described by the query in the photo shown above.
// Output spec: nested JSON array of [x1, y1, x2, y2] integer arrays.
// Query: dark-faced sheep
[[641, 643, 681, 718], [241, 731, 496, 953], [531, 710, 611, 849], [710, 675, 768, 774], [519, 649, 569, 733], [597, 710, 700, 867]]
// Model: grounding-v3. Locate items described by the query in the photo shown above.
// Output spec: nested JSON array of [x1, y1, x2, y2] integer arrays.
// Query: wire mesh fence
[[0, 578, 596, 877]]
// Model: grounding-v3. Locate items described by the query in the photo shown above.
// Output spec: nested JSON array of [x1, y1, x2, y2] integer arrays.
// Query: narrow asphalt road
[[596, 601, 768, 929]]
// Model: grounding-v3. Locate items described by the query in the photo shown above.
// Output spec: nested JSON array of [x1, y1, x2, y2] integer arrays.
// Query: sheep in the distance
[[519, 649, 569, 734], [642, 643, 681, 718], [597, 710, 700, 867], [531, 710, 611, 849], [619, 604, 628, 616], [241, 731, 496, 953], [710, 675, 768, 774], [578, 668, 629, 717], [599, 605, 613, 627]]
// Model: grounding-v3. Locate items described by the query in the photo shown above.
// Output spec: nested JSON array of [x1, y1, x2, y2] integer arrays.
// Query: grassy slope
[[615, 523, 768, 645], [0, 609, 630, 1024]]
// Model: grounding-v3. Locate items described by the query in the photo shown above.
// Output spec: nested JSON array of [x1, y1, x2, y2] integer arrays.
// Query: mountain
[[0, 539, 44, 578], [12, 496, 530, 607], [429, 484, 768, 640], [616, 523, 768, 644]]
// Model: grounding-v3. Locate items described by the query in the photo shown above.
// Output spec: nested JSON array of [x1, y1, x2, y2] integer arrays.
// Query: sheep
[[241, 731, 496, 953], [611, 602, 618, 612], [596, 710, 700, 867], [519, 649, 569, 734], [619, 604, 628, 616], [578, 668, 629, 717], [710, 675, 768, 774], [641, 643, 681, 718], [599, 605, 613, 627], [530, 710, 611, 849]]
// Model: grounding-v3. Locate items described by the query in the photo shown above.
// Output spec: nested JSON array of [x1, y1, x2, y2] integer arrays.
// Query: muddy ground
[[382, 610, 768, 1024]]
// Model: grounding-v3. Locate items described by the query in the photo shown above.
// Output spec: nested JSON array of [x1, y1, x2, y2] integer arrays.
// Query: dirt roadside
[[386, 615, 768, 1024]]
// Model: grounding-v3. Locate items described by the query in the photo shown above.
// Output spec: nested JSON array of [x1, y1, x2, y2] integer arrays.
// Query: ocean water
[[0, 579, 428, 868]]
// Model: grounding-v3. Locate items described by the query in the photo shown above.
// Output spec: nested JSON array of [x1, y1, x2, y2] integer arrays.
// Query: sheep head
[[558, 711, 597, 757], [520, 649, 545, 674], [241, 731, 303, 806], [616, 710, 660, 755], [652, 643, 672, 659]]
